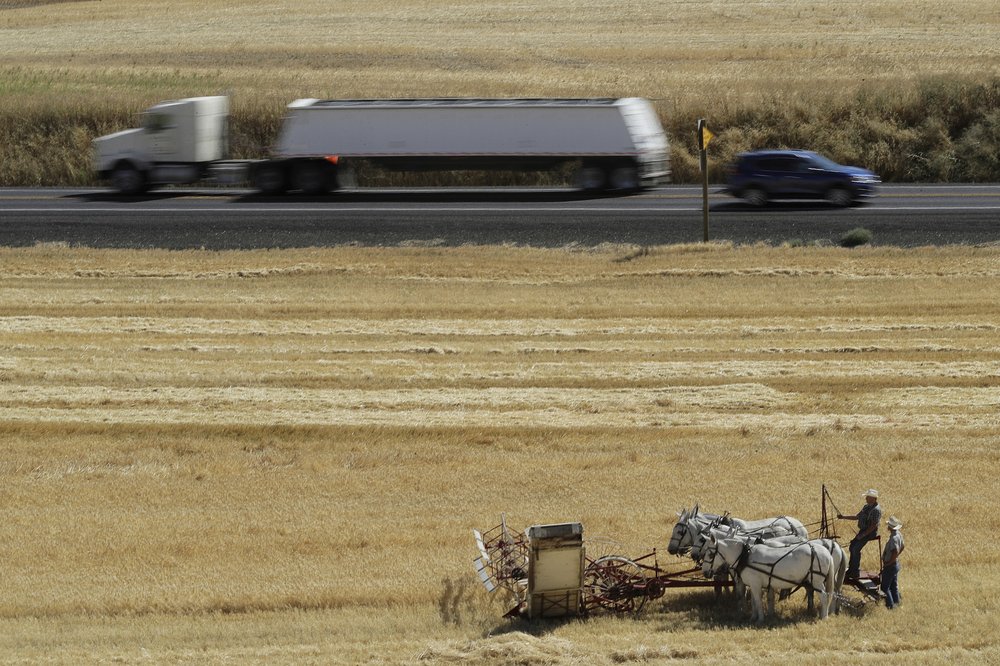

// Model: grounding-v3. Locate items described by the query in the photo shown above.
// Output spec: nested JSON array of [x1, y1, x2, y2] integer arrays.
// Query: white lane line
[[5, 206, 1000, 213], [857, 206, 1000, 211]]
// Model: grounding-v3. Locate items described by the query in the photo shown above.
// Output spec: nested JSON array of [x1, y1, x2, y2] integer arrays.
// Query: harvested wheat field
[[1, 243, 999, 663], [4, 0, 998, 103]]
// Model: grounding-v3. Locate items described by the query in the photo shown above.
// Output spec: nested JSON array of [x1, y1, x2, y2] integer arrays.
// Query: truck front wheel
[[110, 164, 148, 195], [253, 162, 288, 195]]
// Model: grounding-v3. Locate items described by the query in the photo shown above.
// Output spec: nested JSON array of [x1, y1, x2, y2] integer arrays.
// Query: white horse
[[688, 515, 735, 562], [668, 505, 730, 556], [701, 527, 807, 610], [701, 530, 807, 579], [815, 538, 847, 614], [690, 518, 808, 563], [703, 533, 845, 614], [670, 505, 808, 561], [707, 535, 836, 623], [727, 515, 809, 541]]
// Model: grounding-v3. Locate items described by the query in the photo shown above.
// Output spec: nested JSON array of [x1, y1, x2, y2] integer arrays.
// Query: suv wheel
[[825, 186, 853, 207], [743, 187, 768, 207]]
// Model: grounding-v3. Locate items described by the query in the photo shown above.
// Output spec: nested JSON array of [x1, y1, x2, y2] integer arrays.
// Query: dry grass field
[[1, 0, 999, 183], [1, 242, 999, 663], [4, 0, 998, 102]]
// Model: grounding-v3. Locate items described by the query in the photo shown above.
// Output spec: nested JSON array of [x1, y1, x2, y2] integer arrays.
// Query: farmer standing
[[881, 516, 905, 608], [837, 489, 882, 579]]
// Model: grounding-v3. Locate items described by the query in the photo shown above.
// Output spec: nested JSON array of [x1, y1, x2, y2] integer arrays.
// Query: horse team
[[669, 505, 847, 623]]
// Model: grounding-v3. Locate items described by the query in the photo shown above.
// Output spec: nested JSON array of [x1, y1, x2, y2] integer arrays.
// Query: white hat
[[887, 516, 902, 530], [862, 489, 879, 498]]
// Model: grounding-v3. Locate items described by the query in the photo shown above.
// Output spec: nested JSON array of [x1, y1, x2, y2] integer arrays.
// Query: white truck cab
[[93, 96, 230, 194]]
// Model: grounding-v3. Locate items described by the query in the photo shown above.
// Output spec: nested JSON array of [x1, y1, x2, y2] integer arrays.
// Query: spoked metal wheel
[[584, 536, 626, 562], [583, 555, 648, 614]]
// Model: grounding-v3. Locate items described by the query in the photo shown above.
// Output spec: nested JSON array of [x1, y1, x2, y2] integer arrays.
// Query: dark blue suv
[[724, 150, 880, 207]]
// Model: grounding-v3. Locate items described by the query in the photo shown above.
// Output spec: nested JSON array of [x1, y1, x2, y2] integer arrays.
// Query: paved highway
[[1, 185, 998, 249]]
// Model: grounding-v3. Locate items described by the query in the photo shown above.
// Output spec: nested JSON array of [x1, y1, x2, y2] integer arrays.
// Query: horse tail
[[819, 539, 846, 586], [812, 541, 836, 618], [826, 552, 837, 615], [830, 539, 847, 614], [835, 541, 846, 591]]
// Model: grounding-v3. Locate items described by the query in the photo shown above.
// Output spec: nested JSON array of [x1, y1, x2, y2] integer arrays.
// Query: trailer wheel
[[576, 166, 607, 192], [110, 164, 147, 195], [253, 162, 288, 195], [292, 160, 334, 195], [609, 166, 640, 192]]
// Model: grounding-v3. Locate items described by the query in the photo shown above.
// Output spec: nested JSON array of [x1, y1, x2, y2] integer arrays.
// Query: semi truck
[[93, 96, 670, 195]]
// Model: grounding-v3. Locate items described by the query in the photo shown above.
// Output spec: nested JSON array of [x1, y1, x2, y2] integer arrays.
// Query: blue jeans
[[881, 561, 901, 608], [848, 535, 876, 575]]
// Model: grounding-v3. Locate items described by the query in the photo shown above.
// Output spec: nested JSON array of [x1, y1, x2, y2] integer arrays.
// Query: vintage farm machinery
[[472, 515, 728, 619], [473, 486, 886, 619]]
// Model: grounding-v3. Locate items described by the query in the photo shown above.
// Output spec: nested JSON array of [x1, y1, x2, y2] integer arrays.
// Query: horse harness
[[674, 512, 729, 557], [702, 515, 797, 568], [691, 514, 733, 562], [732, 541, 826, 591], [743, 515, 797, 541]]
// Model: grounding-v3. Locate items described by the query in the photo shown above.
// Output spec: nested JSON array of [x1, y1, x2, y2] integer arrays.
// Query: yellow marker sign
[[700, 125, 714, 150], [697, 119, 711, 242]]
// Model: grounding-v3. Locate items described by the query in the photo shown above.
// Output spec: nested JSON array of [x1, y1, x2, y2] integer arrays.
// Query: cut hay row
[[1, 244, 999, 661]]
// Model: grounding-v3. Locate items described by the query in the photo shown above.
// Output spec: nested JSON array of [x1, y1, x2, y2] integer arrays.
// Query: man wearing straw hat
[[837, 488, 882, 579], [881, 516, 905, 609]]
